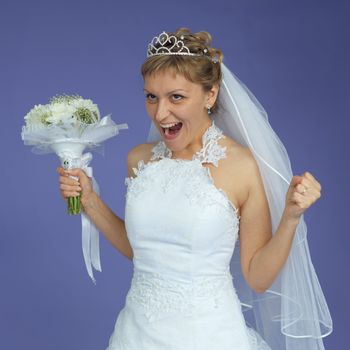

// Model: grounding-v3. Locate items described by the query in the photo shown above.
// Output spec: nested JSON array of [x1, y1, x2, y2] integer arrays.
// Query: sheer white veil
[[146, 61, 333, 349]]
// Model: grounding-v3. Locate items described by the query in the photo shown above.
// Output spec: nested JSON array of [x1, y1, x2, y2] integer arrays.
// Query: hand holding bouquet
[[21, 94, 128, 283], [57, 166, 93, 208]]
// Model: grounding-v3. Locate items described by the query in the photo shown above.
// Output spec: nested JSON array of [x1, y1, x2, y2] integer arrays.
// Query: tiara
[[146, 31, 219, 63]]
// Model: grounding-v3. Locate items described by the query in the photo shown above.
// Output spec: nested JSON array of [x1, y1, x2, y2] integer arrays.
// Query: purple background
[[1, 0, 348, 348]]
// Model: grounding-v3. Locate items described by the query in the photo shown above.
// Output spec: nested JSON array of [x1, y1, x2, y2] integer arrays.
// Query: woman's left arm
[[239, 152, 322, 293]]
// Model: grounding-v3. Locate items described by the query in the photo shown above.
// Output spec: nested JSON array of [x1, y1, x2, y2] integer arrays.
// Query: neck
[[171, 118, 213, 160]]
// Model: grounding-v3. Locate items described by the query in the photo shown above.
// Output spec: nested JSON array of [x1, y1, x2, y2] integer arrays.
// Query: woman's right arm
[[57, 147, 144, 261], [79, 191, 133, 261]]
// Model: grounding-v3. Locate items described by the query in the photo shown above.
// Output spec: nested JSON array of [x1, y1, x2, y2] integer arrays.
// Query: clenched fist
[[284, 171, 322, 220], [56, 167, 94, 209]]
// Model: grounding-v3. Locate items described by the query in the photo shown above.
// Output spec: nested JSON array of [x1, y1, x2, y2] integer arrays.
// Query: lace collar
[[150, 119, 227, 167]]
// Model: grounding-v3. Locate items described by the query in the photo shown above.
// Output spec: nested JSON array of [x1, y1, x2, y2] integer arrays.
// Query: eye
[[172, 94, 184, 101], [145, 93, 157, 102]]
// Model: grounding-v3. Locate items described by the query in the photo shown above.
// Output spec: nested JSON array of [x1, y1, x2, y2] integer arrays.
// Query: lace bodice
[[125, 120, 239, 217], [123, 119, 241, 323]]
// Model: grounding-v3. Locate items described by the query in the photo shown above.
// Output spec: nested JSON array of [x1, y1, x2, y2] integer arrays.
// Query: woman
[[57, 28, 332, 349]]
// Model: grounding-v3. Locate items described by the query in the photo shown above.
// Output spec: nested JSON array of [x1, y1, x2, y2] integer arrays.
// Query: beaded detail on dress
[[126, 269, 233, 323]]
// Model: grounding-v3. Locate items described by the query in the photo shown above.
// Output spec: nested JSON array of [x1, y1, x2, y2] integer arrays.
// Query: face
[[143, 69, 219, 156]]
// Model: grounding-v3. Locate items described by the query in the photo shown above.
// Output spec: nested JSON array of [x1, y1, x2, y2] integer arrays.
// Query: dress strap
[[150, 140, 172, 161], [193, 121, 227, 167], [150, 120, 227, 167]]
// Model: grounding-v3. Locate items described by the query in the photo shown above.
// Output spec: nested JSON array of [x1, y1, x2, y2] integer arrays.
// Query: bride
[[57, 28, 332, 349]]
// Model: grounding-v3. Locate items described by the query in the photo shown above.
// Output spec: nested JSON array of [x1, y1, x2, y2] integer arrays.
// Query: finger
[[296, 183, 309, 195], [293, 188, 319, 208], [299, 177, 313, 191], [291, 192, 315, 210], [305, 187, 321, 200], [65, 170, 87, 184], [57, 167, 68, 176], [290, 175, 303, 188], [296, 184, 319, 200], [298, 178, 321, 198], [304, 171, 316, 181], [57, 167, 78, 183], [65, 168, 87, 178], [60, 183, 82, 192], [59, 176, 80, 186], [304, 171, 321, 191], [291, 191, 309, 209]]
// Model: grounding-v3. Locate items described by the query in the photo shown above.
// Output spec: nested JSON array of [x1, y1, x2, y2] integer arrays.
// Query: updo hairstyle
[[141, 27, 224, 114]]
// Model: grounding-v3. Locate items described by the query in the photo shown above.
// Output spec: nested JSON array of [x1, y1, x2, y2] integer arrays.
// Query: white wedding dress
[[106, 120, 271, 349]]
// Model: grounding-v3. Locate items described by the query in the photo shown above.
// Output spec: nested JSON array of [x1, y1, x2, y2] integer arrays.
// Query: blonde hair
[[141, 27, 224, 114]]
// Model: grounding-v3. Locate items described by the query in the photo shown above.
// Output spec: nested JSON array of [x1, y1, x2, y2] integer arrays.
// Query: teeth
[[160, 122, 180, 128]]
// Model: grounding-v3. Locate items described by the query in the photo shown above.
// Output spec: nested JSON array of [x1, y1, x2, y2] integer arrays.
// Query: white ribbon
[[66, 152, 101, 284]]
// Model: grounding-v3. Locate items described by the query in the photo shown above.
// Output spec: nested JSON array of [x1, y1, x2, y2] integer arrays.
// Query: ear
[[205, 84, 220, 106]]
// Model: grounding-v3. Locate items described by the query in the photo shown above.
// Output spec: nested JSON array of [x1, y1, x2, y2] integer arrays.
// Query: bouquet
[[21, 94, 128, 283]]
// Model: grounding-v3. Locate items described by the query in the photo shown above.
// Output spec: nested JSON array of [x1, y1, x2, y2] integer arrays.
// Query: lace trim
[[150, 140, 172, 161], [126, 270, 233, 323], [194, 122, 227, 167], [124, 159, 147, 187]]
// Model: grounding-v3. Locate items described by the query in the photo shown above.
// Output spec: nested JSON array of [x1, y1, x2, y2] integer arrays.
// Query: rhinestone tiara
[[146, 31, 219, 63]]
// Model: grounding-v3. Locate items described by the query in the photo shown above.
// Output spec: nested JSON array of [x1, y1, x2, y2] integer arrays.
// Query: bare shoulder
[[126, 142, 157, 178], [221, 135, 250, 160], [217, 134, 262, 207], [218, 134, 256, 174]]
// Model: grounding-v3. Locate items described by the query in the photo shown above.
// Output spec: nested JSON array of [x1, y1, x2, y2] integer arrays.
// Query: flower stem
[[68, 193, 81, 215]]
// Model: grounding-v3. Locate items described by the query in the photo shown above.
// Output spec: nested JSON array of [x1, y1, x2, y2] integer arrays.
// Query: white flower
[[24, 104, 51, 126], [71, 98, 100, 121], [48, 102, 76, 124]]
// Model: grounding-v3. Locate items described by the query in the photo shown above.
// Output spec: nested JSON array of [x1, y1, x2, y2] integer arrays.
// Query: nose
[[154, 99, 171, 123]]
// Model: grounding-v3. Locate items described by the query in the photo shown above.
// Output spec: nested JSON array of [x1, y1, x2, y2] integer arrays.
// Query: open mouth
[[161, 122, 183, 138]]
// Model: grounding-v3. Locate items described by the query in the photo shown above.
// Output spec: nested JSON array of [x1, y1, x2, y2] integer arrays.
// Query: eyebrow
[[143, 89, 188, 94]]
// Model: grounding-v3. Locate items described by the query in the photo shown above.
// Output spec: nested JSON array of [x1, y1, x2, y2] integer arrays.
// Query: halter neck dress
[[106, 120, 271, 349]]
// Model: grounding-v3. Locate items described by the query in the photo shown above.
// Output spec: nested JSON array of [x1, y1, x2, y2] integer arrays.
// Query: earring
[[207, 105, 212, 115]]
